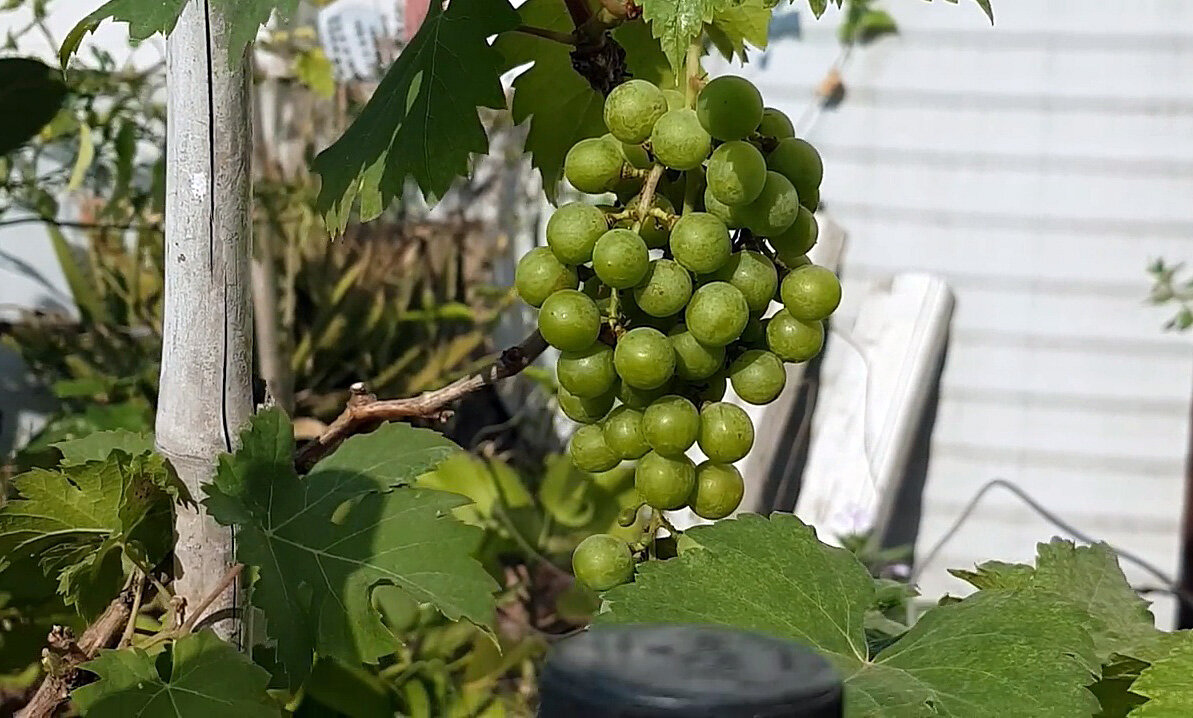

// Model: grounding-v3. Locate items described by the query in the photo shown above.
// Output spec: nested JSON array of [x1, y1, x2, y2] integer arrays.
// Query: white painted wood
[[792, 274, 954, 542], [158, 0, 254, 642]]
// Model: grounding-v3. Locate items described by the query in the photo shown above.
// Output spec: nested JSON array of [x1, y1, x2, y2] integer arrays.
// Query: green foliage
[[1128, 636, 1193, 717], [72, 630, 279, 717], [0, 57, 67, 156], [1147, 259, 1193, 331], [202, 409, 498, 686], [313, 0, 519, 233], [601, 514, 1118, 717]]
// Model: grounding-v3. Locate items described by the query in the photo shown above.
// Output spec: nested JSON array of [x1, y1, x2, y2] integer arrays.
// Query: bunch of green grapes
[[513, 75, 840, 592]]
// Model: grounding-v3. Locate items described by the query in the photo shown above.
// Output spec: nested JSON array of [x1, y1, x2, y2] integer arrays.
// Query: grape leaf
[[601, 513, 1100, 717], [53, 429, 154, 465], [313, 0, 519, 233], [61, 0, 298, 67], [1127, 634, 1193, 717], [0, 58, 68, 156], [72, 630, 279, 717], [202, 409, 497, 687], [0, 452, 174, 617], [494, 0, 670, 200], [948, 560, 1034, 590], [707, 0, 772, 62], [640, 0, 720, 74]]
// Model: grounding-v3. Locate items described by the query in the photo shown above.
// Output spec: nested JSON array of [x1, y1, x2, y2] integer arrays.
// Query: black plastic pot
[[538, 623, 843, 717]]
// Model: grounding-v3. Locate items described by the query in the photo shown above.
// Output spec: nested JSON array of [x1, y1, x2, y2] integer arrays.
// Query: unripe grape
[[662, 89, 686, 111], [642, 395, 700, 456], [557, 342, 616, 398], [618, 380, 672, 409], [802, 186, 820, 212], [515, 247, 579, 307], [633, 259, 692, 317], [685, 281, 749, 347], [603, 405, 650, 459], [757, 107, 795, 139], [707, 141, 767, 206], [781, 265, 842, 321], [703, 184, 747, 229], [565, 137, 625, 194], [620, 193, 675, 249], [614, 327, 676, 389], [706, 251, 777, 313], [698, 402, 754, 463], [740, 313, 767, 346], [558, 386, 615, 424], [569, 424, 620, 472], [670, 212, 731, 274], [611, 134, 653, 169], [696, 75, 763, 141], [539, 289, 601, 351], [669, 325, 726, 381], [547, 202, 609, 265], [593, 229, 649, 289], [742, 171, 799, 237], [604, 79, 668, 144], [635, 451, 696, 510], [767, 138, 823, 202], [572, 534, 634, 591], [690, 372, 728, 404], [729, 349, 786, 405], [769, 207, 818, 266], [689, 462, 745, 519], [767, 310, 824, 362], [650, 108, 711, 171]]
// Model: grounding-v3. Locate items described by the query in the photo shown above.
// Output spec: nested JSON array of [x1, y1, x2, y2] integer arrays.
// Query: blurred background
[[1, 0, 1192, 712]]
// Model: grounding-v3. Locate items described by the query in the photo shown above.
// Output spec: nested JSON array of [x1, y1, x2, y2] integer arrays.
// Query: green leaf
[[61, 0, 297, 67], [1128, 634, 1193, 717], [313, 0, 519, 233], [708, 0, 772, 62], [0, 57, 68, 156], [601, 514, 1100, 717], [308, 422, 459, 487], [293, 47, 335, 99], [67, 122, 94, 190], [53, 430, 154, 465], [948, 559, 1034, 590], [640, 0, 719, 75], [47, 224, 107, 323], [0, 452, 174, 616], [203, 409, 497, 687], [494, 0, 670, 200], [808, 0, 828, 18], [72, 630, 279, 717]]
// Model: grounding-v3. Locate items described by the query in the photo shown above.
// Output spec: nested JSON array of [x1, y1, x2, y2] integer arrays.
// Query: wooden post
[[157, 0, 253, 643]]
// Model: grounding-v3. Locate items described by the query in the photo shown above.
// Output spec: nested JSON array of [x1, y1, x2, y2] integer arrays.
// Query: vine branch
[[513, 24, 577, 45], [295, 331, 550, 471]]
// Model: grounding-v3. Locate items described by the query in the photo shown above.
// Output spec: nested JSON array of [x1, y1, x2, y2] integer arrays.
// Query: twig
[[118, 571, 146, 649], [179, 563, 244, 635], [632, 165, 666, 231], [513, 24, 576, 45], [0, 217, 163, 233], [296, 331, 549, 471]]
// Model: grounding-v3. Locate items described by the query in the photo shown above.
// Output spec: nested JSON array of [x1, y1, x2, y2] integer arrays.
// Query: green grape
[[769, 206, 818, 266], [696, 75, 763, 141], [780, 265, 842, 321], [642, 395, 700, 456], [757, 107, 795, 139], [703, 184, 747, 229], [515, 247, 579, 307], [593, 229, 649, 289], [742, 171, 799, 237], [740, 313, 767, 346], [670, 212, 731, 274], [572, 534, 634, 591], [767, 309, 824, 362], [556, 342, 616, 398], [622, 294, 680, 333], [565, 137, 625, 194], [690, 371, 728, 404], [706, 141, 767, 206], [698, 402, 754, 463], [635, 451, 696, 510], [633, 259, 692, 317], [669, 325, 726, 381], [685, 281, 749, 347], [620, 192, 675, 249], [767, 137, 823, 201], [618, 380, 672, 409], [609, 134, 652, 170], [689, 462, 745, 519], [706, 251, 777, 313], [662, 88, 685, 111], [729, 349, 786, 405], [558, 386, 615, 424], [801, 186, 820, 212], [569, 424, 620, 472], [604, 79, 668, 144], [539, 289, 601, 351], [614, 327, 676, 389], [582, 274, 612, 302], [546, 202, 609, 265], [603, 405, 650, 459], [650, 108, 711, 171]]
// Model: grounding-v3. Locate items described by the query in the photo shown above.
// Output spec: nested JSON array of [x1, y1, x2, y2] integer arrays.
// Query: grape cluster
[[514, 76, 840, 591]]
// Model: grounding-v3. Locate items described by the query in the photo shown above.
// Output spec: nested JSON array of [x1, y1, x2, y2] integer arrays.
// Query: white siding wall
[[739, 0, 1193, 625]]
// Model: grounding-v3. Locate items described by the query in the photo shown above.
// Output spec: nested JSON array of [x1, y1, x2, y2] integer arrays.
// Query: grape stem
[[512, 24, 578, 46], [633, 164, 666, 231], [685, 43, 702, 108], [296, 331, 550, 471]]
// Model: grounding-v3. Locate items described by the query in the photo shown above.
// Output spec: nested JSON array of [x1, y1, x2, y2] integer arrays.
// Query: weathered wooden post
[[156, 0, 254, 642]]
